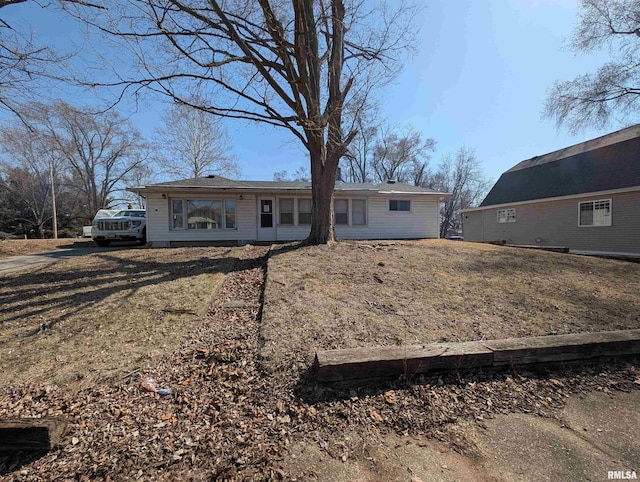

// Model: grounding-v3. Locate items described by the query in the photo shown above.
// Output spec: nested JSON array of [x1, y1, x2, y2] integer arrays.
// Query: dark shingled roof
[[144, 176, 445, 195], [480, 125, 640, 207]]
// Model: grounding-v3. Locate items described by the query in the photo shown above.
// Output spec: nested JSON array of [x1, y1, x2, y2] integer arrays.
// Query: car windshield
[[115, 210, 146, 218]]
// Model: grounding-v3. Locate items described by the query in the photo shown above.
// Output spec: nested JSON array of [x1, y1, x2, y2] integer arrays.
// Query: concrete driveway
[[0, 247, 104, 274]]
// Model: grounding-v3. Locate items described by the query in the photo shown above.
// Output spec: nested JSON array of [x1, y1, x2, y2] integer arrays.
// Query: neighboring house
[[463, 124, 640, 256], [130, 176, 448, 246]]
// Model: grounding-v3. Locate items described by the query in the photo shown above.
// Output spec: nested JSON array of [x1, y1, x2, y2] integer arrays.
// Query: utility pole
[[49, 160, 58, 239]]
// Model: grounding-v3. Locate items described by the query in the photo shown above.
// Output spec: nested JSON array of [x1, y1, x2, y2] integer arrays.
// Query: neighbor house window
[[171, 198, 236, 230], [389, 199, 411, 212], [171, 200, 184, 229], [335, 199, 348, 225], [352, 199, 367, 225], [497, 208, 516, 223], [579, 199, 611, 226], [298, 199, 312, 225], [279, 198, 294, 225]]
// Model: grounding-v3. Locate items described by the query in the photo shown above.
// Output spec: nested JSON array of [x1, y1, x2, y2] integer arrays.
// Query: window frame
[[297, 198, 312, 225], [497, 208, 516, 224], [278, 198, 294, 226], [334, 198, 349, 225], [389, 199, 411, 212], [351, 198, 367, 226], [578, 198, 612, 227], [169, 197, 238, 231]]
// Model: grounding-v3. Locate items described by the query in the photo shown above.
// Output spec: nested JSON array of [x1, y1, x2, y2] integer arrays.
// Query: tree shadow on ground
[[0, 248, 259, 329]]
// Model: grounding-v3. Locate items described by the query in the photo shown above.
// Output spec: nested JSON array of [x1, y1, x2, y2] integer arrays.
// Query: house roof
[[137, 176, 447, 196], [480, 124, 640, 207]]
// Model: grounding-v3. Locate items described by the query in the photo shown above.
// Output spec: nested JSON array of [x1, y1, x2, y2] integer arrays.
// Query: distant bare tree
[[0, 1, 102, 124], [425, 147, 490, 238], [341, 101, 380, 183], [371, 126, 436, 185], [544, 0, 640, 132], [273, 166, 310, 182], [17, 101, 149, 221], [155, 102, 240, 180]]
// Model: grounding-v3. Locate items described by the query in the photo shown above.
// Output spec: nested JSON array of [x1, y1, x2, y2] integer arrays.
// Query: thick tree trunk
[[306, 144, 340, 245]]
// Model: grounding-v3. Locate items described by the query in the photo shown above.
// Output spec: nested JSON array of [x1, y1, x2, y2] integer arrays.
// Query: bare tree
[[341, 100, 380, 183], [544, 0, 640, 132], [0, 1, 102, 124], [18, 101, 149, 221], [424, 147, 490, 238], [68, 0, 418, 244], [371, 126, 436, 185], [155, 101, 240, 179], [273, 165, 310, 182]]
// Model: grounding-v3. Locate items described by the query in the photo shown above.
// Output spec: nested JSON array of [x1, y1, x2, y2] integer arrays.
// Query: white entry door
[[257, 198, 276, 241]]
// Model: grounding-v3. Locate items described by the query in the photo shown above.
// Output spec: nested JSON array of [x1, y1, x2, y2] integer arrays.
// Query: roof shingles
[[481, 127, 640, 207]]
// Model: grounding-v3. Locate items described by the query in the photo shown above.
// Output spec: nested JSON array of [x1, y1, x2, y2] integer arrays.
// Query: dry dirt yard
[[0, 242, 638, 481], [0, 246, 238, 388], [261, 240, 640, 371], [0, 238, 95, 258]]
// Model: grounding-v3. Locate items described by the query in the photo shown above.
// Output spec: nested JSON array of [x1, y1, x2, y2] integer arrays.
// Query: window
[[188, 199, 222, 229], [171, 198, 236, 230], [279, 198, 294, 225], [579, 199, 611, 226], [298, 199, 312, 225], [497, 208, 516, 223], [171, 200, 184, 229], [225, 200, 236, 229], [352, 199, 366, 225], [335, 199, 348, 225], [389, 199, 411, 212]]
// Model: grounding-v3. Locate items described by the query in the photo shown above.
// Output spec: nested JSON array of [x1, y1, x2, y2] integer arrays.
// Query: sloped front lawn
[[260, 240, 640, 371]]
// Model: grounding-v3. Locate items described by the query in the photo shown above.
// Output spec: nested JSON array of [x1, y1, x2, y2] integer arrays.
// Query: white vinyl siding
[[144, 191, 440, 244]]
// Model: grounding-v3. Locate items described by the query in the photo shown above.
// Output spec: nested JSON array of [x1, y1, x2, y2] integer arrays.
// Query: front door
[[257, 198, 276, 241]]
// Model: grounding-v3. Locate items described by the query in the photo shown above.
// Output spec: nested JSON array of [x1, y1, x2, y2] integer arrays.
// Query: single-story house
[[463, 124, 640, 256], [130, 176, 448, 246]]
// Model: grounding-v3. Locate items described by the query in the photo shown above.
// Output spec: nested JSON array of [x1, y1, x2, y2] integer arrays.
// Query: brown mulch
[[1, 244, 639, 481]]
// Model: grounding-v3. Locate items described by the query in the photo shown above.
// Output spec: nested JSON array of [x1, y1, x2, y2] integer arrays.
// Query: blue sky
[[1, 0, 619, 185]]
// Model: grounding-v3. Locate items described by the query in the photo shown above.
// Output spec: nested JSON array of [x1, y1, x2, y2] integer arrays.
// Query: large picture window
[[579, 199, 611, 226], [171, 198, 236, 230]]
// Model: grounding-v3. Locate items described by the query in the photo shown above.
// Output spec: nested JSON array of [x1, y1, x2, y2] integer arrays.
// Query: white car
[[91, 209, 147, 247]]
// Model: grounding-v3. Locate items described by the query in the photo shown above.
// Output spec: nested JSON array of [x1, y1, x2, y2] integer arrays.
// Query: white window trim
[[350, 198, 368, 227], [497, 208, 516, 224], [578, 198, 612, 227], [169, 197, 238, 231], [388, 199, 412, 213], [278, 198, 294, 226], [296, 197, 312, 226]]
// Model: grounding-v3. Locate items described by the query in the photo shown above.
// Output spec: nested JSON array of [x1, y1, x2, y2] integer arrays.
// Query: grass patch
[[0, 238, 95, 258], [0, 247, 239, 388], [261, 240, 640, 371]]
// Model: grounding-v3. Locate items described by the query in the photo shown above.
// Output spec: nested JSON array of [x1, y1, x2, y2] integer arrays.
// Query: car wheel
[[95, 240, 110, 247], [140, 228, 147, 245]]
